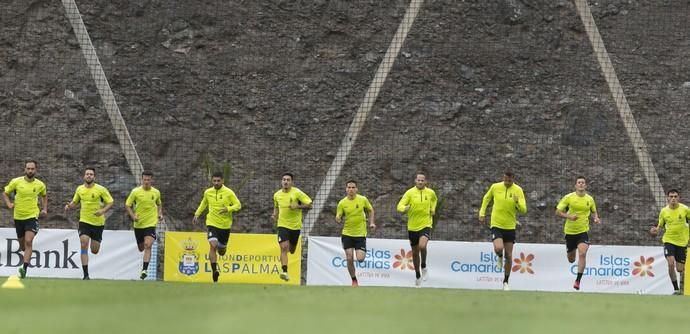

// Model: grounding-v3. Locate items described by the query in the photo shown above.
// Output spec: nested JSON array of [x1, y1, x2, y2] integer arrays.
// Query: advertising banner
[[164, 231, 300, 284], [0, 228, 141, 279], [307, 236, 673, 294]]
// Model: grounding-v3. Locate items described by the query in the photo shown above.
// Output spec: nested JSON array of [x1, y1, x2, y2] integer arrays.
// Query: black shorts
[[341, 236, 366, 251], [408, 227, 432, 247], [565, 232, 590, 252], [664, 243, 687, 264], [490, 227, 516, 243], [207, 226, 231, 248], [134, 227, 157, 244], [79, 222, 104, 242], [14, 218, 39, 238], [277, 227, 300, 246]]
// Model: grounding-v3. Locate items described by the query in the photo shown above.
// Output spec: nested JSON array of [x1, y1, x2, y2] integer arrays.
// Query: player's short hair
[[85, 167, 96, 175], [142, 170, 154, 177], [24, 159, 37, 168], [504, 168, 514, 177], [212, 171, 223, 179], [346, 180, 357, 186], [282, 172, 294, 180], [667, 189, 680, 196], [576, 175, 586, 182]]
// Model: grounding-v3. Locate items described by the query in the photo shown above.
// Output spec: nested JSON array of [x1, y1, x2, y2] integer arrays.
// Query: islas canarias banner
[[164, 231, 300, 285]]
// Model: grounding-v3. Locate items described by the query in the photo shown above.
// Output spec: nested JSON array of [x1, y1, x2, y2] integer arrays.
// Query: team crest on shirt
[[178, 238, 200, 276]]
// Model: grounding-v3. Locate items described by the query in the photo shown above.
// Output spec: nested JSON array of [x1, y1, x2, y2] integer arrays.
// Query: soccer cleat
[[351, 280, 359, 287], [18, 267, 26, 279], [673, 290, 682, 295], [573, 280, 581, 290], [422, 267, 429, 281], [280, 272, 289, 282], [415, 278, 422, 287], [140, 270, 147, 280], [83, 276, 90, 280], [503, 282, 511, 291], [496, 256, 503, 270], [212, 270, 220, 283]]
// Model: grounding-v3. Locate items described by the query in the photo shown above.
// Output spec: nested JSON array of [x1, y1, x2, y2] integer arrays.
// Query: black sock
[[211, 262, 218, 272], [503, 274, 510, 284], [415, 270, 421, 279], [23, 262, 28, 270], [421, 263, 427, 269], [672, 280, 679, 290], [83, 265, 89, 277], [282, 265, 288, 273], [576, 273, 583, 282], [351, 276, 357, 281], [142, 262, 149, 271]]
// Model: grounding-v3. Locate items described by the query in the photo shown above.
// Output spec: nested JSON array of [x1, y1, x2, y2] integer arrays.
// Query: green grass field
[[0, 277, 687, 334]]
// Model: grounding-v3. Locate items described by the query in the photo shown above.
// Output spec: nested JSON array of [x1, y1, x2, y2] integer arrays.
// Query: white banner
[[307, 236, 673, 294], [0, 228, 142, 279]]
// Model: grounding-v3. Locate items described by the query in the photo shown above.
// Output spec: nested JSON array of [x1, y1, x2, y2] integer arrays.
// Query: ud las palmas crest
[[179, 237, 200, 276]]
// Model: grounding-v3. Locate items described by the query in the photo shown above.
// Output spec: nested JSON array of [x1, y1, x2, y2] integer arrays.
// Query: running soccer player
[[555, 176, 601, 291], [650, 189, 690, 295], [3, 159, 48, 279], [125, 170, 163, 280], [336, 180, 376, 287], [192, 171, 241, 283], [272, 173, 312, 282], [64, 167, 114, 280], [397, 173, 437, 287], [479, 169, 527, 291]]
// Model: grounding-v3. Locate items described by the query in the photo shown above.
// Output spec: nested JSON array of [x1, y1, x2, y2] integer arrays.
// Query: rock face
[[1, 0, 689, 246]]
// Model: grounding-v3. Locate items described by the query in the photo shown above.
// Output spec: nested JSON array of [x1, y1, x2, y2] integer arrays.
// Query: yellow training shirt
[[336, 194, 373, 237], [71, 183, 114, 226], [125, 186, 162, 229], [657, 204, 690, 247], [194, 185, 241, 229], [273, 187, 312, 230], [556, 192, 597, 235], [4, 177, 47, 220], [479, 182, 527, 229], [396, 186, 437, 232]]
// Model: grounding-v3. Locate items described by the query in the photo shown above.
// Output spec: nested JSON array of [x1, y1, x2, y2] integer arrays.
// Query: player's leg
[[209, 239, 220, 282], [676, 246, 687, 294], [277, 228, 291, 281], [664, 243, 680, 293], [79, 232, 91, 279], [408, 230, 422, 286], [14, 220, 27, 278], [491, 228, 505, 269], [140, 234, 155, 280], [344, 247, 357, 286], [573, 241, 589, 290], [503, 241, 514, 288], [419, 232, 430, 280], [21, 230, 36, 278], [288, 229, 300, 254]]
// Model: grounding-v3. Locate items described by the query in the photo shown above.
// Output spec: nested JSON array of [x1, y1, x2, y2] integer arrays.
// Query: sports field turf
[[0, 278, 687, 334]]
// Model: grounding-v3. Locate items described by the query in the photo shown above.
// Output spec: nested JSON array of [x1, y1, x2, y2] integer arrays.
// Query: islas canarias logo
[[511, 252, 535, 274], [392, 249, 414, 270], [178, 238, 200, 276], [632, 256, 654, 277]]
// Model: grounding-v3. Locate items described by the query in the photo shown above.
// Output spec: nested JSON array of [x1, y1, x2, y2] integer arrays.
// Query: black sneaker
[[83, 276, 90, 280], [212, 270, 220, 283], [140, 270, 148, 280]]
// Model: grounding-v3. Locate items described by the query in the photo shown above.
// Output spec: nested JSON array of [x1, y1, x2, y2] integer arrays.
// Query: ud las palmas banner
[[0, 228, 141, 279], [307, 236, 675, 295], [164, 231, 300, 284]]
